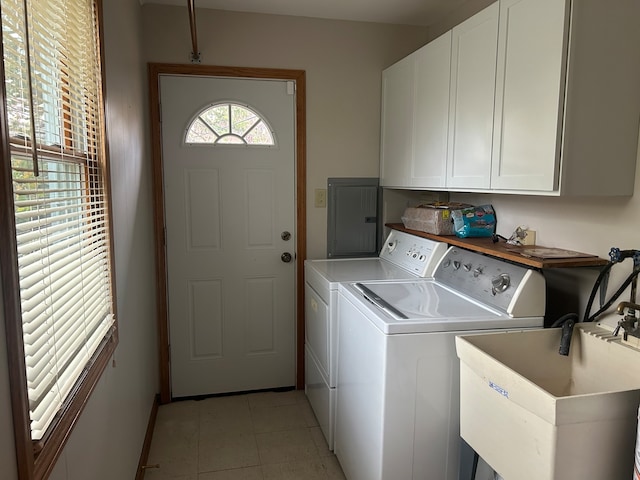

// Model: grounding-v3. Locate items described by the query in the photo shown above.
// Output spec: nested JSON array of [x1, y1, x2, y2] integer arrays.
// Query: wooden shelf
[[387, 223, 609, 269]]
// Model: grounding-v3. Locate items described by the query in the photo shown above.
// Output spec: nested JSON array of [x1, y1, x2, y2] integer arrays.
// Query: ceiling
[[140, 0, 469, 27]]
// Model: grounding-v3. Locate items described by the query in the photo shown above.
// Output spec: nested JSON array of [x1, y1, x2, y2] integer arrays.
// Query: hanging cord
[[187, 0, 201, 63], [22, 0, 39, 176]]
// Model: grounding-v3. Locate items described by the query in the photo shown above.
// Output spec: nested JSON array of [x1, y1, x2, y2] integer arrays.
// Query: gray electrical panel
[[327, 178, 380, 258]]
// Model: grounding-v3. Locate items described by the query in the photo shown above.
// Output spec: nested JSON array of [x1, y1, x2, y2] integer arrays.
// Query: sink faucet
[[616, 301, 640, 339], [616, 301, 640, 315]]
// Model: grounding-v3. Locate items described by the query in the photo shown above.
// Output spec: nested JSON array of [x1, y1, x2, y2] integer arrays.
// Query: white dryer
[[335, 247, 546, 480], [304, 230, 447, 449]]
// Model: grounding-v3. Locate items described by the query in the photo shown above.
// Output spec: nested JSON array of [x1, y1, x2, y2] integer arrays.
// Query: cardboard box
[[401, 202, 471, 235]]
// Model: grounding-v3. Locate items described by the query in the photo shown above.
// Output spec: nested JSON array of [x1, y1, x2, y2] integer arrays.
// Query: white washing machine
[[334, 247, 546, 480], [304, 230, 448, 449]]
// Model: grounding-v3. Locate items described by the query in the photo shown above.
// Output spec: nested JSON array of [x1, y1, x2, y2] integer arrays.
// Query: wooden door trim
[[148, 63, 306, 403]]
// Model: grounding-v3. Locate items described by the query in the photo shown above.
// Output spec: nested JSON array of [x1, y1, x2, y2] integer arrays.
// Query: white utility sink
[[456, 323, 640, 480]]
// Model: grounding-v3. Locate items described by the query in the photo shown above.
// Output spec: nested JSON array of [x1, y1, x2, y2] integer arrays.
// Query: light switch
[[314, 189, 327, 208]]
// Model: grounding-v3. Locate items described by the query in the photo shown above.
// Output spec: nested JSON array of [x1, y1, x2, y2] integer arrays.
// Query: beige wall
[[0, 0, 158, 478], [427, 0, 496, 40], [447, 166, 640, 320], [142, 4, 429, 258]]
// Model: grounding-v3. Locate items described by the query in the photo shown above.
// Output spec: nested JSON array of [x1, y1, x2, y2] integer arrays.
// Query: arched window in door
[[185, 102, 275, 146]]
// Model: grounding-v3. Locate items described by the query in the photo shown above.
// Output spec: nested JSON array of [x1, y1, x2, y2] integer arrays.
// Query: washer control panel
[[379, 230, 448, 277], [434, 247, 545, 317]]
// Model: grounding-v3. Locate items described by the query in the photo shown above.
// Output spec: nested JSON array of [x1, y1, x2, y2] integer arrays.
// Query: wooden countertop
[[387, 223, 609, 269]]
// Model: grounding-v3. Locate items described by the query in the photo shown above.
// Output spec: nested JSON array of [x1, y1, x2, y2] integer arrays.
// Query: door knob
[[281, 252, 293, 263]]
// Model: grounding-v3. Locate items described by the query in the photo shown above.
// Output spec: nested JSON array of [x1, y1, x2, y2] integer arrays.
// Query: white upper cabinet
[[447, 3, 499, 189], [490, 0, 567, 191], [490, 0, 640, 195], [410, 31, 452, 188], [551, 0, 640, 196], [380, 54, 414, 188], [380, 0, 640, 195]]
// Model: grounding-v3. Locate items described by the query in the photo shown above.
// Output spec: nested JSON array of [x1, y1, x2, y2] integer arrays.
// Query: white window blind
[[1, 0, 115, 441]]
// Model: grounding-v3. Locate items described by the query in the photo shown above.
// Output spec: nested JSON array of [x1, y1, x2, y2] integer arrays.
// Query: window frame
[[185, 102, 276, 146], [0, 0, 118, 479]]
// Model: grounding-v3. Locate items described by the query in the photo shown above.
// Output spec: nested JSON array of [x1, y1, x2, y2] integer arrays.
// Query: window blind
[[1, 0, 115, 441]]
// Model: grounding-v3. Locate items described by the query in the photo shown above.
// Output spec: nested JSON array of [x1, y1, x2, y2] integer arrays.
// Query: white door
[[160, 75, 296, 398]]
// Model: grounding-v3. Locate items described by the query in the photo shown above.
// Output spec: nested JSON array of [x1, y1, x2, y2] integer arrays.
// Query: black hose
[[582, 261, 614, 322], [585, 265, 640, 322], [551, 312, 579, 328], [558, 315, 577, 356], [583, 263, 640, 323]]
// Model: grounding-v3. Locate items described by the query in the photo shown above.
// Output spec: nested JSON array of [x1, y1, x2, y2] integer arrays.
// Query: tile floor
[[144, 389, 346, 480]]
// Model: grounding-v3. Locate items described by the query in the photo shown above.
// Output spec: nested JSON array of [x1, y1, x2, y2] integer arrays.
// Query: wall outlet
[[314, 188, 327, 208], [522, 230, 536, 245]]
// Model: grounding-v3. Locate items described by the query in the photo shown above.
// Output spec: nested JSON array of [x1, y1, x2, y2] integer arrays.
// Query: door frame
[[148, 63, 306, 403]]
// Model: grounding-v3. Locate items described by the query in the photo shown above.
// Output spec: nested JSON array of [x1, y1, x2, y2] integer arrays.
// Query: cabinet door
[[411, 31, 451, 188], [380, 54, 414, 187], [490, 0, 569, 191], [447, 3, 499, 189]]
